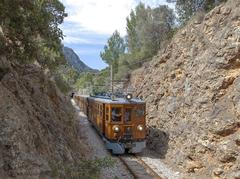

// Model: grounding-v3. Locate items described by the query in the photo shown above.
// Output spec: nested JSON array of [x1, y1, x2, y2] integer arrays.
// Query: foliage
[[100, 31, 125, 73], [175, 0, 227, 24], [114, 53, 139, 80], [74, 72, 94, 89], [74, 0, 228, 95], [0, 0, 67, 68], [73, 68, 111, 94], [50, 157, 116, 179], [53, 64, 81, 93], [0, 0, 74, 93], [102, 3, 175, 82], [86, 3, 176, 94], [92, 68, 110, 94], [54, 72, 72, 94], [126, 3, 175, 60], [56, 65, 79, 85], [76, 3, 176, 94], [126, 10, 139, 54]]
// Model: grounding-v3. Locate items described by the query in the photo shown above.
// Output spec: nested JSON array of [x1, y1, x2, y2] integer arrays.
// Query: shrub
[[50, 157, 116, 179]]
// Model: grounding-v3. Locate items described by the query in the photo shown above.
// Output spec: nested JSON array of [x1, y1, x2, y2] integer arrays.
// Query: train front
[[104, 95, 146, 154]]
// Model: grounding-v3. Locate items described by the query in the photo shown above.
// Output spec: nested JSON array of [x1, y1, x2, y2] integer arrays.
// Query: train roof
[[76, 95, 145, 104]]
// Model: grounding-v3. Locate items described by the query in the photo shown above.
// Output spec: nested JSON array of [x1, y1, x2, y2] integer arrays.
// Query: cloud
[[63, 36, 92, 44], [63, 36, 106, 45], [62, 0, 135, 35], [62, 0, 174, 35], [60, 0, 175, 69], [61, 21, 108, 45]]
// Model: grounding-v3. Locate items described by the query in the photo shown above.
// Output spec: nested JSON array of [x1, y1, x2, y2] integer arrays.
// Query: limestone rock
[[0, 57, 88, 178], [127, 0, 240, 178]]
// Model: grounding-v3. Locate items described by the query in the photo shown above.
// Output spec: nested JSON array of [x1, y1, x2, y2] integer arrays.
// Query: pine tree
[[100, 31, 125, 73], [126, 10, 139, 54], [176, 0, 226, 25], [126, 3, 175, 60]]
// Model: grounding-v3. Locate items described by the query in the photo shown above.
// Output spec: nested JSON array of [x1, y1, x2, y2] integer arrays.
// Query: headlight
[[137, 125, 144, 131], [126, 93, 132, 100], [113, 125, 120, 133]]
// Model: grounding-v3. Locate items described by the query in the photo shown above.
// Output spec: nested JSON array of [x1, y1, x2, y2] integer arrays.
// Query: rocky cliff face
[[129, 0, 240, 178], [0, 56, 88, 178], [63, 47, 96, 73]]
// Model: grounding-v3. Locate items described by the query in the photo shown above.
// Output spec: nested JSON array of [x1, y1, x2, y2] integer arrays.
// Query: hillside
[[63, 47, 97, 73], [128, 0, 240, 178], [0, 56, 91, 178]]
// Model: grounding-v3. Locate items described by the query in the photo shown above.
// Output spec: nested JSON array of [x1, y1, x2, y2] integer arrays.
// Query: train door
[[97, 103, 104, 133], [86, 98, 89, 117], [104, 105, 110, 138], [102, 103, 105, 134], [105, 104, 123, 140]]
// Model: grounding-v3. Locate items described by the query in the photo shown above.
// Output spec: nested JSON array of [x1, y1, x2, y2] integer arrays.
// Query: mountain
[[63, 46, 97, 73], [127, 0, 240, 178]]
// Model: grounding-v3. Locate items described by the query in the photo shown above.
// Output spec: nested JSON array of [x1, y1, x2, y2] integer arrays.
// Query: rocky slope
[[63, 47, 96, 73], [0, 56, 89, 178], [128, 0, 240, 178]]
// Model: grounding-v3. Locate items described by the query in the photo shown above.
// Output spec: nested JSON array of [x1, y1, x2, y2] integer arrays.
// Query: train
[[74, 94, 146, 154]]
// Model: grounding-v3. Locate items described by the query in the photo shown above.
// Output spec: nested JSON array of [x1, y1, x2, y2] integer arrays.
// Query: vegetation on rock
[[80, 3, 176, 94], [0, 0, 66, 66], [175, 0, 227, 24]]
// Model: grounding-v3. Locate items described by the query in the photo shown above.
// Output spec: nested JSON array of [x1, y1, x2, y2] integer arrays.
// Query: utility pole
[[110, 64, 115, 100], [110, 64, 114, 94]]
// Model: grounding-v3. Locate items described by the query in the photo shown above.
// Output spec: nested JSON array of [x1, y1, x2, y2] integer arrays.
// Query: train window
[[100, 105, 103, 116], [124, 108, 132, 122], [106, 107, 109, 121], [111, 107, 122, 122], [136, 108, 145, 117], [98, 105, 101, 115]]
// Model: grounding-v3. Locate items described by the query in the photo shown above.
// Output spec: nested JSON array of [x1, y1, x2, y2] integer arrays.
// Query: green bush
[[50, 157, 116, 179], [0, 0, 66, 67], [54, 75, 71, 94]]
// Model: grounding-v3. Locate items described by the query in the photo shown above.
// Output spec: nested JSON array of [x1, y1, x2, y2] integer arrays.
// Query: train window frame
[[106, 106, 109, 121], [111, 107, 122, 122], [136, 107, 145, 118], [98, 104, 101, 115], [124, 108, 132, 123], [100, 105, 103, 117]]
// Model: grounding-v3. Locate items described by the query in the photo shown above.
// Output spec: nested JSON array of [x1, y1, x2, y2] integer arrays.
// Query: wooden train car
[[74, 94, 146, 154], [74, 95, 88, 115]]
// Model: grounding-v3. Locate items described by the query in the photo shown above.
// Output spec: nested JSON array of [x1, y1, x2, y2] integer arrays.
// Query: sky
[[60, 0, 175, 70]]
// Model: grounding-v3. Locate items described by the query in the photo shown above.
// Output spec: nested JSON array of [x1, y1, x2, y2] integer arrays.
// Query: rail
[[118, 154, 162, 179]]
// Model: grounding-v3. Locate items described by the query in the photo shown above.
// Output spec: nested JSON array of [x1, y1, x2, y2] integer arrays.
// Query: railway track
[[118, 154, 162, 179]]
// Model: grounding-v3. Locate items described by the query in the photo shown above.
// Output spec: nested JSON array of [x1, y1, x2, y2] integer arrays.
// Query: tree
[[175, 0, 226, 24], [0, 0, 67, 67], [100, 30, 125, 73], [75, 72, 94, 89], [126, 10, 139, 54], [126, 3, 175, 60], [144, 5, 175, 56], [101, 3, 175, 81]]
